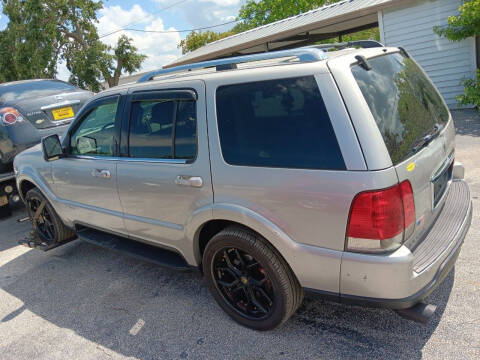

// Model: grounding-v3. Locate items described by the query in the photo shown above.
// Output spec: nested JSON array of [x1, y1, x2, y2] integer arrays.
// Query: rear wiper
[[411, 124, 442, 153]]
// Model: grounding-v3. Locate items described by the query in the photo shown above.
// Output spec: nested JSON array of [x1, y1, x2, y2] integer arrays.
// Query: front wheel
[[203, 226, 303, 330], [25, 188, 75, 246]]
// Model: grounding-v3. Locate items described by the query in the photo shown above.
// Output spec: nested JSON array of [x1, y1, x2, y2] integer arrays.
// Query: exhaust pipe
[[395, 302, 437, 325]]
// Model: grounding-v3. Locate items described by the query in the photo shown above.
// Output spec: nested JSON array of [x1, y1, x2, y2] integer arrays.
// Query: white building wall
[[380, 0, 476, 109]]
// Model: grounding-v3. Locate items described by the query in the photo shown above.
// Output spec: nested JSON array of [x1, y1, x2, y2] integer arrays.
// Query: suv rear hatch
[[350, 51, 455, 257]]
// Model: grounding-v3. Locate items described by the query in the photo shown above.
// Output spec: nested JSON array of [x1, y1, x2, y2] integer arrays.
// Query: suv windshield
[[352, 52, 449, 164], [0, 80, 77, 103]]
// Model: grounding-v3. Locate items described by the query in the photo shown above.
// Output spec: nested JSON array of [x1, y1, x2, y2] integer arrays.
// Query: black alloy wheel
[[212, 247, 274, 320], [25, 188, 76, 246], [27, 197, 56, 243], [203, 226, 303, 330]]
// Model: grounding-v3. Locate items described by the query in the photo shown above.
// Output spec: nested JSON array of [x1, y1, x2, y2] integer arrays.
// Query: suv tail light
[[346, 180, 415, 253], [0, 107, 24, 125]]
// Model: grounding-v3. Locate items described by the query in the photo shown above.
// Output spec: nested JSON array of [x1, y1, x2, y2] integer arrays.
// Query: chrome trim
[[72, 155, 188, 164], [41, 100, 81, 110], [432, 179, 452, 211], [53, 117, 74, 125], [71, 155, 118, 161], [431, 151, 455, 210], [174, 175, 203, 187], [91, 169, 111, 179], [431, 151, 455, 182], [118, 157, 188, 164]]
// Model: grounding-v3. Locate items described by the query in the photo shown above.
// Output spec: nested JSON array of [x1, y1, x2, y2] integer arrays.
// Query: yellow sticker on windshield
[[407, 162, 415, 172]]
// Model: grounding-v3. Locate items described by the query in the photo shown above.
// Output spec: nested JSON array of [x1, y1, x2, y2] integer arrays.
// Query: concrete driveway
[[0, 110, 479, 360]]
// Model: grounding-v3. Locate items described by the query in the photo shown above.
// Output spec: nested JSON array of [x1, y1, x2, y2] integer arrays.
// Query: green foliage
[[237, 0, 333, 29], [66, 40, 108, 92], [178, 30, 235, 55], [434, 0, 480, 107], [337, 28, 380, 43], [178, 0, 379, 54], [95, 35, 147, 89], [0, 29, 18, 83], [434, 0, 480, 41], [457, 70, 480, 108], [0, 0, 146, 91], [0, 0, 61, 82]]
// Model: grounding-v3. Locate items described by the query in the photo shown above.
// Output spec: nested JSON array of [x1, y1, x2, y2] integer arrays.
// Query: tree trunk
[[112, 59, 123, 87]]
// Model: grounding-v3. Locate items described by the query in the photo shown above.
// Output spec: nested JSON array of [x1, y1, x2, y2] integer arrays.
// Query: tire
[[25, 188, 75, 245], [203, 226, 303, 330], [0, 203, 11, 218]]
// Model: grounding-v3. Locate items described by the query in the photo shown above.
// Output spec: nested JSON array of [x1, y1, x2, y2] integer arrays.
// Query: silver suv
[[14, 43, 472, 330]]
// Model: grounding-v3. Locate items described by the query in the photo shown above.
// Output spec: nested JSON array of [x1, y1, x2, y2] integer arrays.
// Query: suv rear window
[[352, 53, 449, 164], [0, 80, 77, 103], [215, 76, 345, 170]]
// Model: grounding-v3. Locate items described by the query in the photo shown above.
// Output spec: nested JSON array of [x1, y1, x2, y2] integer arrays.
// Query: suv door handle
[[175, 175, 203, 188], [92, 169, 111, 179]]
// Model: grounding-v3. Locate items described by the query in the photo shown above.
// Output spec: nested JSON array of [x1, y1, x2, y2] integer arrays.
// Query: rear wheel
[[203, 226, 303, 330], [25, 188, 75, 246]]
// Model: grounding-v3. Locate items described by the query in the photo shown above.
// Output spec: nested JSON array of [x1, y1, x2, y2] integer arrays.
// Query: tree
[[237, 0, 335, 29], [238, 0, 378, 42], [435, 0, 480, 107], [0, 0, 62, 81], [103, 35, 147, 88], [178, 0, 378, 54], [0, 0, 147, 91], [179, 1, 335, 54], [0, 29, 19, 83], [178, 30, 235, 55], [434, 0, 480, 40], [68, 35, 146, 90]]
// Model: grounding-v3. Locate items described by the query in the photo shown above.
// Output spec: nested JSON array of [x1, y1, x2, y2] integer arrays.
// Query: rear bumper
[[338, 180, 472, 309], [307, 180, 472, 309]]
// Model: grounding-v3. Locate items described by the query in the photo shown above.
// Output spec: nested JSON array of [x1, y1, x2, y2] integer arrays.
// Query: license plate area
[[0, 195, 8, 206], [51, 106, 74, 121], [432, 161, 453, 208]]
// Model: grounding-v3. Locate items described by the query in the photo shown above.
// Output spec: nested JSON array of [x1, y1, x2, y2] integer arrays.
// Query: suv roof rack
[[137, 47, 327, 83], [137, 40, 384, 83]]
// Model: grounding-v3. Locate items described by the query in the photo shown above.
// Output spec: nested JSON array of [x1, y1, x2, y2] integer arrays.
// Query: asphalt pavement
[[0, 110, 479, 360]]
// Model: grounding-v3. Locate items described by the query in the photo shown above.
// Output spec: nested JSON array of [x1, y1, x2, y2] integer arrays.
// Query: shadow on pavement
[[0, 209, 30, 252], [452, 109, 480, 137], [0, 239, 453, 360]]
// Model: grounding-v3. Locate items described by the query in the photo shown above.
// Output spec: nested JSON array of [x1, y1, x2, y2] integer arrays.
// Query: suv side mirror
[[42, 134, 63, 161]]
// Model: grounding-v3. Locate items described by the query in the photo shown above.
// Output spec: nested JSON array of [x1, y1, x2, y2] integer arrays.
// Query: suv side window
[[128, 99, 197, 160], [216, 76, 345, 170], [70, 98, 119, 156]]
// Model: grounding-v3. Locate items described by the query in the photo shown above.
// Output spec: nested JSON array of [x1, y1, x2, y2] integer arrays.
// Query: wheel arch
[[192, 204, 302, 272], [190, 203, 343, 292], [195, 217, 301, 283], [16, 173, 64, 223], [18, 179, 37, 201]]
